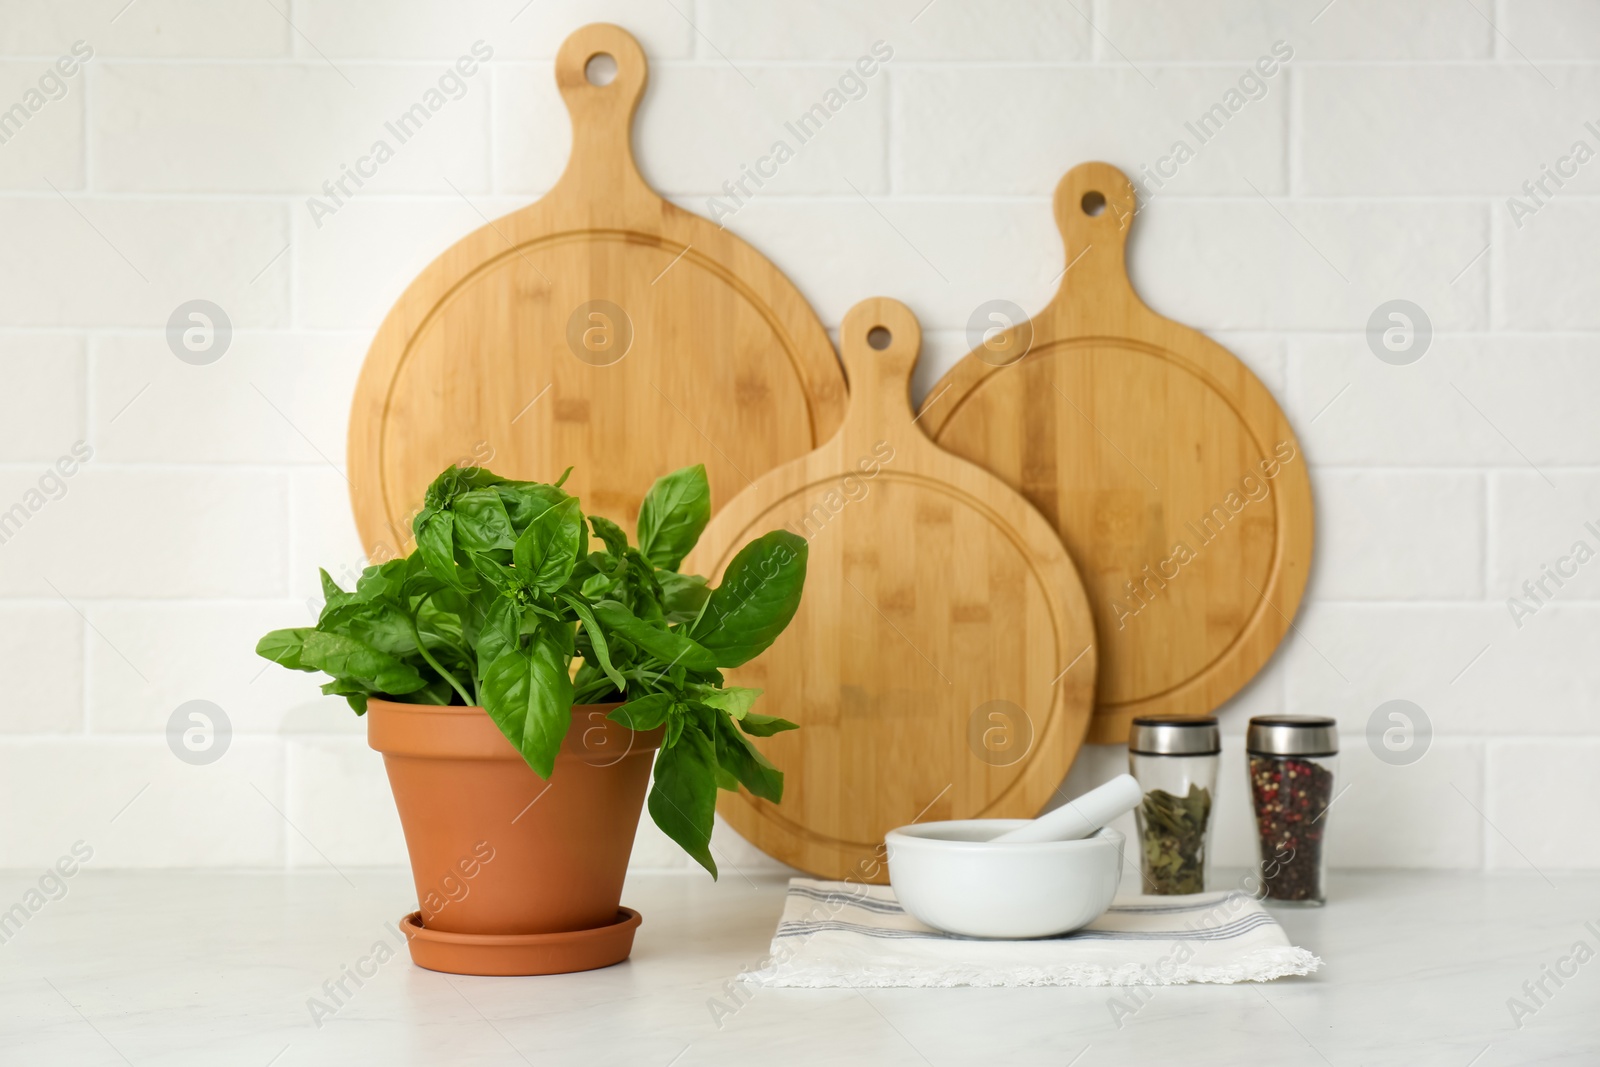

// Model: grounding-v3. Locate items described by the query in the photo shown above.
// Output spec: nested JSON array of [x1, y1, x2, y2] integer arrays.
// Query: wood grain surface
[[917, 162, 1314, 743], [347, 24, 845, 561], [687, 298, 1097, 882]]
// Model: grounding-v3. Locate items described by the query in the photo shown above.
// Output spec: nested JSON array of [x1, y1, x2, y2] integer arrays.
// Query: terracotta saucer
[[400, 908, 642, 977]]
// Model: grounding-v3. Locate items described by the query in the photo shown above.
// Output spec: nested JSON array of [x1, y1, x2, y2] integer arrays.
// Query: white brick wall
[[1, 0, 1597, 876]]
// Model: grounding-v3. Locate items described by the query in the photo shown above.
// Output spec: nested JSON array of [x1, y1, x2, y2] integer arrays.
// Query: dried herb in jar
[[1248, 755, 1333, 902], [1138, 784, 1212, 895]]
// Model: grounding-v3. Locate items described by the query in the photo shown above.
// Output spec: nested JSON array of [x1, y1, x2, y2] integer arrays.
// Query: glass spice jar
[[1128, 715, 1220, 895], [1247, 716, 1339, 906]]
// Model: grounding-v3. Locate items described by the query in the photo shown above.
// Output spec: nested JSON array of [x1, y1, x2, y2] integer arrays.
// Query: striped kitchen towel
[[741, 878, 1321, 988]]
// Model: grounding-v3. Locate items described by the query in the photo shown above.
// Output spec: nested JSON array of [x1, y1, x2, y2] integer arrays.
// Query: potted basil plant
[[256, 463, 806, 975]]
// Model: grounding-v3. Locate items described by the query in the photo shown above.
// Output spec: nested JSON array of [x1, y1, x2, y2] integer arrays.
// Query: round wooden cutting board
[[918, 162, 1313, 744], [347, 24, 846, 560], [688, 298, 1097, 883]]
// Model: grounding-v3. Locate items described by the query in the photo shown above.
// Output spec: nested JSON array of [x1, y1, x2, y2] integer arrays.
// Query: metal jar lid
[[1129, 715, 1220, 756], [1247, 715, 1339, 757]]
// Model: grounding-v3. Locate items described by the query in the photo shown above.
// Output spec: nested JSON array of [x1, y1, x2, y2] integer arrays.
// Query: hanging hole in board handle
[[840, 297, 921, 383], [585, 52, 617, 86], [1081, 190, 1107, 217], [553, 25, 648, 114]]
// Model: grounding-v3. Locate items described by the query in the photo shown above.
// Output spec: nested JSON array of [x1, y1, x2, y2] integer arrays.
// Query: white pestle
[[989, 774, 1144, 844]]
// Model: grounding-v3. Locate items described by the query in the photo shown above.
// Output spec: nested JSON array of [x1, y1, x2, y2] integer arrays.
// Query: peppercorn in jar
[[1246, 716, 1339, 906]]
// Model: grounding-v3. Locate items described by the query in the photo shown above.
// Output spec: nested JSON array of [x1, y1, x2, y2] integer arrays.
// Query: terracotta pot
[[367, 699, 662, 965]]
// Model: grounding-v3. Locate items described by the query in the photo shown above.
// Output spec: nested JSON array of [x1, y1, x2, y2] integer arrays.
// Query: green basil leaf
[[320, 679, 370, 715], [318, 568, 346, 603], [454, 585, 495, 648], [697, 686, 762, 720], [521, 601, 564, 633], [592, 600, 718, 672], [647, 722, 718, 877], [711, 709, 784, 803], [513, 497, 585, 592], [415, 509, 466, 589], [416, 590, 467, 649], [323, 584, 428, 657], [524, 633, 576, 770], [637, 464, 711, 571], [320, 677, 365, 695], [410, 502, 436, 541], [589, 515, 630, 560], [689, 531, 808, 667], [481, 635, 573, 779], [561, 592, 625, 693], [312, 597, 364, 637], [399, 549, 448, 599], [355, 557, 408, 605], [256, 628, 314, 671], [423, 465, 505, 511], [317, 588, 360, 627], [658, 571, 710, 624], [475, 594, 520, 681], [466, 550, 518, 592], [738, 712, 800, 737], [617, 549, 668, 624], [452, 488, 517, 552], [542, 611, 576, 656], [609, 693, 672, 731], [343, 602, 417, 657], [299, 631, 426, 695], [422, 468, 462, 511], [496, 482, 570, 532]]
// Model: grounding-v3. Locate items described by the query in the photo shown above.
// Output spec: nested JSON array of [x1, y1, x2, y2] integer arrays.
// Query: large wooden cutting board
[[918, 162, 1313, 744], [688, 298, 1097, 882], [348, 24, 846, 561]]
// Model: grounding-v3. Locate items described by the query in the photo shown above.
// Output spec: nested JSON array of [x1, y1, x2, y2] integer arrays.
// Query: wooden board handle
[[1050, 162, 1139, 315], [839, 297, 922, 435], [552, 24, 650, 203]]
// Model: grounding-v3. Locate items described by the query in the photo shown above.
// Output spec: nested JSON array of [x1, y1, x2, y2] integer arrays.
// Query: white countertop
[[3, 868, 1597, 1065]]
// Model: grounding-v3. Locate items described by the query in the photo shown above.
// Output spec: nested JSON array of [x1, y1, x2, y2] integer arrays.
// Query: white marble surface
[[2, 867, 1597, 1065]]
